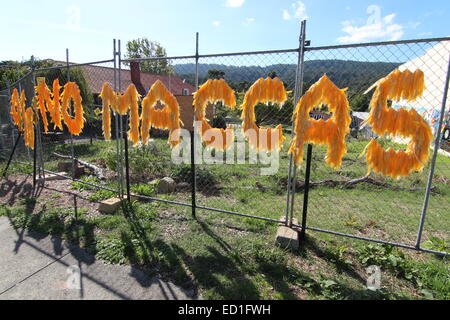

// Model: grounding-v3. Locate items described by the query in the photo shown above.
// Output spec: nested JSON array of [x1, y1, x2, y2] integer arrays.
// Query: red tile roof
[[77, 64, 196, 96]]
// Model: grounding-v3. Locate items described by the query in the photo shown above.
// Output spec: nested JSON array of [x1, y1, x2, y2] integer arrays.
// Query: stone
[[275, 226, 299, 251], [157, 177, 176, 194], [98, 197, 123, 214], [176, 182, 191, 191]]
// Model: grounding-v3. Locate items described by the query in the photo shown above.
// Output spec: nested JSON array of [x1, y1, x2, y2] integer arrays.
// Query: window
[[183, 88, 189, 95]]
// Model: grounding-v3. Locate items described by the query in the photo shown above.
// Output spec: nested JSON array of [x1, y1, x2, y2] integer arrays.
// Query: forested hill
[[174, 59, 400, 94]]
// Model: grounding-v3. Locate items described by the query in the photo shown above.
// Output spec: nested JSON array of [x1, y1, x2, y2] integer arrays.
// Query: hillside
[[174, 59, 400, 94]]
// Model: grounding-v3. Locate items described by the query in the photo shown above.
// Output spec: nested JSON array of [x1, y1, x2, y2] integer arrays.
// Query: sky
[[0, 0, 449, 63]]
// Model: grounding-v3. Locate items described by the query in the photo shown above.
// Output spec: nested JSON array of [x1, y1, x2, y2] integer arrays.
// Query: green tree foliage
[[0, 58, 54, 90], [125, 38, 174, 75], [174, 60, 399, 93], [267, 71, 278, 79], [208, 69, 225, 79], [35, 67, 95, 123], [349, 92, 371, 111]]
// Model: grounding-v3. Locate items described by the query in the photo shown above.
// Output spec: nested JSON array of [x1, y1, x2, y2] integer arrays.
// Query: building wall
[[175, 95, 214, 131]]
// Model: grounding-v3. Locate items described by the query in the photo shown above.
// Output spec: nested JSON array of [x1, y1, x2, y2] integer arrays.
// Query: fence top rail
[[123, 37, 450, 63], [122, 48, 300, 63], [35, 58, 115, 72], [305, 36, 450, 51]]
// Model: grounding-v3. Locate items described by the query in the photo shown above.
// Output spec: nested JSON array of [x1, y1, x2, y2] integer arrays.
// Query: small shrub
[[171, 165, 219, 187], [357, 244, 419, 283], [423, 235, 450, 253], [88, 189, 117, 202], [131, 183, 156, 197], [95, 234, 127, 264], [71, 176, 100, 191]]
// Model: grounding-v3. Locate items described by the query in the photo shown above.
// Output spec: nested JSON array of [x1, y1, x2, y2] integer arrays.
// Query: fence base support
[[300, 144, 313, 241], [275, 225, 299, 251], [190, 130, 196, 219], [2, 130, 22, 178]]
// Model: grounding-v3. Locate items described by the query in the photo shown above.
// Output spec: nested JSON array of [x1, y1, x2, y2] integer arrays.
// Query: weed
[[131, 183, 156, 197], [95, 234, 127, 264], [71, 176, 100, 191], [88, 189, 117, 202], [423, 235, 450, 253]]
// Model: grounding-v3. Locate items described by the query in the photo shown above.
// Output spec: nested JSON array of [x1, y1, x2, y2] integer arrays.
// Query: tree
[[349, 93, 370, 111], [207, 69, 225, 79], [125, 38, 174, 75], [267, 71, 277, 79]]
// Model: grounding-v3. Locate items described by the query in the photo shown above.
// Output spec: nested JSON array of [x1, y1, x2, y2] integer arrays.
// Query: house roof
[[79, 64, 196, 96], [49, 61, 195, 96]]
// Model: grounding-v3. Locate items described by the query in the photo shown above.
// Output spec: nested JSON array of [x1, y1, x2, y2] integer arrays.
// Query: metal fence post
[[113, 39, 123, 197], [31, 56, 46, 183], [66, 49, 76, 181], [191, 32, 199, 219], [300, 144, 313, 240], [288, 20, 307, 227], [118, 40, 131, 201], [118, 40, 125, 199], [415, 54, 450, 249]]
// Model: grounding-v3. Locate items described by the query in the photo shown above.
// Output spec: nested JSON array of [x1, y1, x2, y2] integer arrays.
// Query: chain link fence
[[1, 30, 449, 255], [290, 40, 450, 253]]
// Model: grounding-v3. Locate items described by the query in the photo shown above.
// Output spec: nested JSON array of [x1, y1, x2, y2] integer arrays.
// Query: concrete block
[[275, 226, 299, 251], [98, 197, 123, 214]]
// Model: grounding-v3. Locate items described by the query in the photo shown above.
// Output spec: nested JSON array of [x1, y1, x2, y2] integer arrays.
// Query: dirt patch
[[0, 174, 101, 217]]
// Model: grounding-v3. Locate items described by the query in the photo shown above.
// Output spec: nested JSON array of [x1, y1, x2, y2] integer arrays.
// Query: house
[[52, 60, 206, 131], [393, 41, 450, 151]]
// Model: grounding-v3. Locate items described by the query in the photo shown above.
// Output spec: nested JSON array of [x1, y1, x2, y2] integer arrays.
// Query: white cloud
[[212, 21, 220, 27], [418, 31, 432, 37], [246, 17, 255, 23], [408, 21, 421, 29], [282, 1, 307, 21], [292, 1, 307, 20], [226, 0, 244, 7], [337, 5, 404, 43]]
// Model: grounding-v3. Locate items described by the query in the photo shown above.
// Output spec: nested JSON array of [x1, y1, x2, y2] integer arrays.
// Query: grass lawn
[[1, 132, 449, 300]]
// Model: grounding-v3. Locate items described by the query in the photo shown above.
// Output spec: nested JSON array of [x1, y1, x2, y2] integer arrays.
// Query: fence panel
[[0, 36, 448, 255], [119, 57, 196, 206], [291, 40, 450, 249], [34, 60, 122, 195], [0, 73, 35, 169], [193, 51, 299, 222]]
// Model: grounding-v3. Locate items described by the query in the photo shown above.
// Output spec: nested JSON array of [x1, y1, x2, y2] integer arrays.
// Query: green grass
[[1, 197, 448, 300], [1, 133, 448, 300]]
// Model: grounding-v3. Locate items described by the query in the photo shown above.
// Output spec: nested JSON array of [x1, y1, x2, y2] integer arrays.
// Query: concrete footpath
[[0, 216, 195, 300]]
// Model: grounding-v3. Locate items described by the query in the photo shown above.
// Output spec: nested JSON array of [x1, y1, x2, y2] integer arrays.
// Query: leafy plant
[[171, 165, 220, 188], [131, 183, 156, 197], [95, 234, 127, 264], [71, 176, 100, 191], [357, 244, 419, 284], [88, 189, 117, 202], [423, 235, 450, 253]]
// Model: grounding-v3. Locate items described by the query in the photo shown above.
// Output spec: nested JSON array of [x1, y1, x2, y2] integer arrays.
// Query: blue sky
[[0, 0, 448, 63]]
